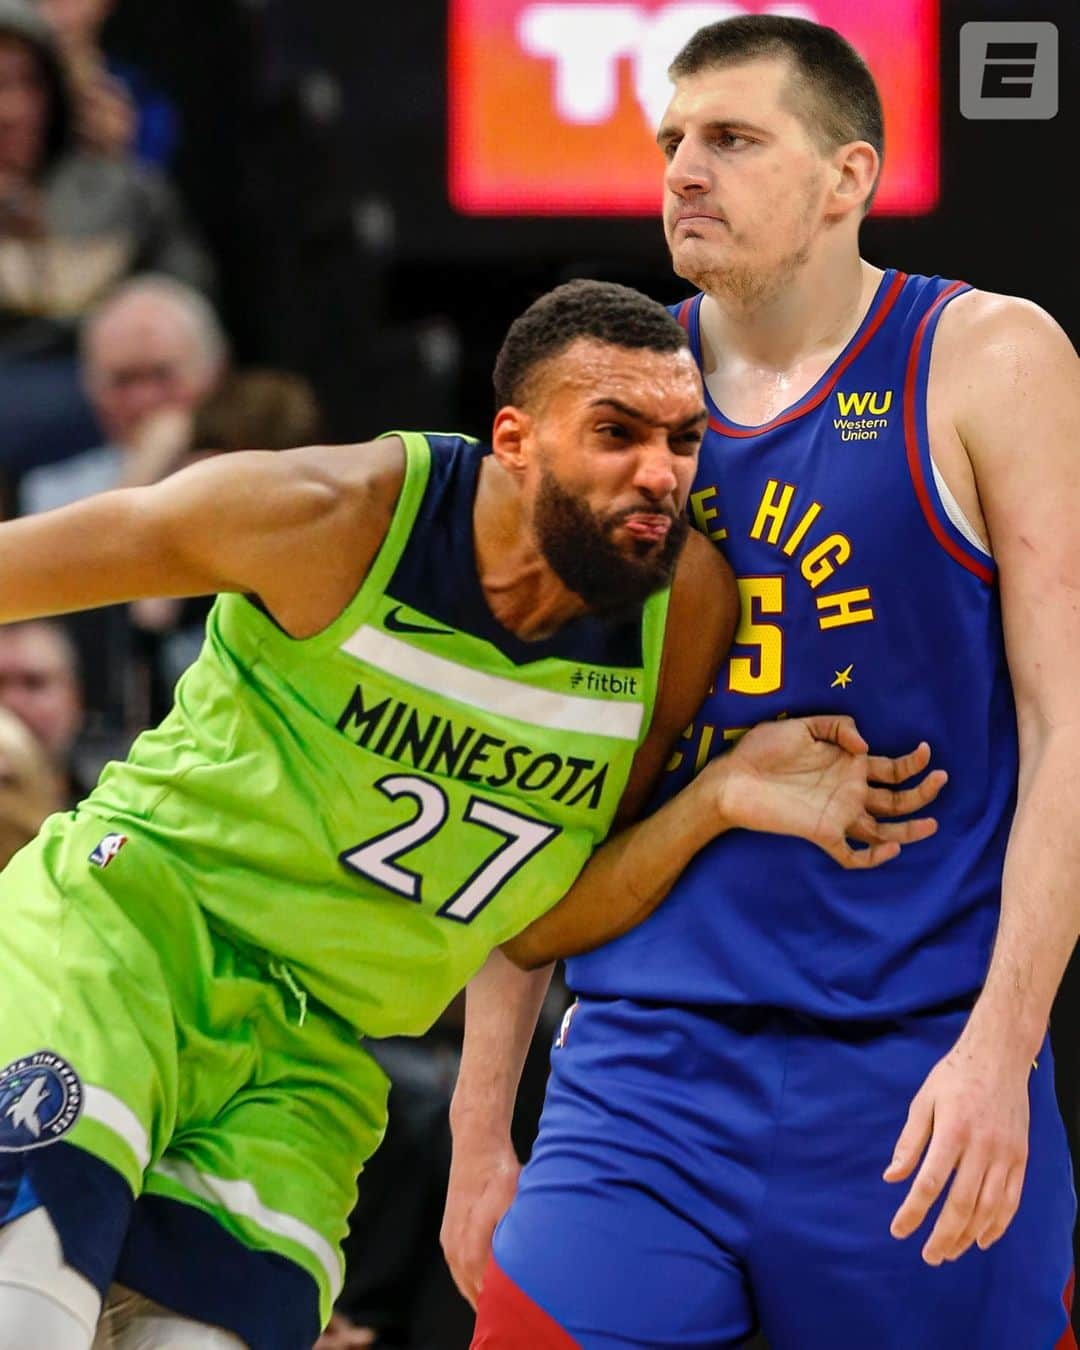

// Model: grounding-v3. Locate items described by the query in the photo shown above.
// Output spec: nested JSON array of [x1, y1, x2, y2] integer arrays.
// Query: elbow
[[500, 930, 552, 971]]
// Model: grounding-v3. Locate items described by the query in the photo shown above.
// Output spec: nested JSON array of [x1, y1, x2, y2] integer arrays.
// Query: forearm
[[449, 949, 553, 1143], [503, 768, 724, 969], [968, 724, 1080, 1061], [0, 486, 207, 622]]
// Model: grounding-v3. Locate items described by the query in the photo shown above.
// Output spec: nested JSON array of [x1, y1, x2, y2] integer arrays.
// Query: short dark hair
[[670, 15, 884, 210], [492, 279, 689, 411]]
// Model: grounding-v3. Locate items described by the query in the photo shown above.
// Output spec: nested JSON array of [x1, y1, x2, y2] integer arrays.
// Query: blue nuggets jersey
[[567, 271, 1018, 1019]]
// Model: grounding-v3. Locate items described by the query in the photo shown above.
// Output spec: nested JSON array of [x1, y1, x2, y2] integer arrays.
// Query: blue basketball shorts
[[474, 998, 1076, 1349]]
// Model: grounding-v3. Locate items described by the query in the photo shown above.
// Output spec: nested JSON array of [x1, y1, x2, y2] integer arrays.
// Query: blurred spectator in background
[[0, 618, 84, 806], [188, 364, 323, 459], [34, 0, 178, 167], [126, 364, 323, 711], [19, 272, 227, 512], [0, 0, 214, 479], [0, 702, 63, 866], [17, 272, 226, 741]]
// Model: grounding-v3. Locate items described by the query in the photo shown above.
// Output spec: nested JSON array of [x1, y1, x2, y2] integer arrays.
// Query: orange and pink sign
[[449, 1, 939, 216]]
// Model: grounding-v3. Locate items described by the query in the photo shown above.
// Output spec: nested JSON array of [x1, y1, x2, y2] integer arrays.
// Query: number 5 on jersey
[[340, 774, 561, 923], [728, 576, 784, 696]]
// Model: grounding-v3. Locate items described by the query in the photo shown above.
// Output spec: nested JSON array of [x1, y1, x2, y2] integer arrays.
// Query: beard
[[674, 221, 813, 309], [671, 181, 819, 309], [533, 466, 689, 621]]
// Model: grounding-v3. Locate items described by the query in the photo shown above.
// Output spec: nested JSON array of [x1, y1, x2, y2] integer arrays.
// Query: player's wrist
[[699, 755, 752, 838], [961, 992, 1049, 1070], [448, 1092, 517, 1145]]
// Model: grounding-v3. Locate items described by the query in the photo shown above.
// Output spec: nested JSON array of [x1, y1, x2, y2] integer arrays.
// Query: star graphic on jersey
[[831, 664, 854, 689]]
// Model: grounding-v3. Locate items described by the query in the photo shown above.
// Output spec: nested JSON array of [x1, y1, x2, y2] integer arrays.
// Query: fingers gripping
[[867, 742, 931, 786]]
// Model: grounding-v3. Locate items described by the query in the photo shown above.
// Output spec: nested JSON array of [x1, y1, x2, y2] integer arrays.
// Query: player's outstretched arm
[[0, 437, 405, 638], [440, 950, 553, 1308], [502, 534, 946, 969], [885, 293, 1080, 1265]]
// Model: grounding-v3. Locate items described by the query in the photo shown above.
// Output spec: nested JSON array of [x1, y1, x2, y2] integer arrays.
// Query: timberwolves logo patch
[[0, 1051, 83, 1152], [89, 833, 127, 868]]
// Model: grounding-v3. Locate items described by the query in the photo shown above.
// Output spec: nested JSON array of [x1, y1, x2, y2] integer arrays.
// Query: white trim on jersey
[[340, 625, 645, 741], [148, 1159, 343, 1299], [83, 1086, 151, 1173], [931, 459, 992, 558]]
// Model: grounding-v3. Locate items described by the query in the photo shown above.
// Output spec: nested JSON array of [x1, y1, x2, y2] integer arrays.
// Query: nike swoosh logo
[[384, 606, 455, 637]]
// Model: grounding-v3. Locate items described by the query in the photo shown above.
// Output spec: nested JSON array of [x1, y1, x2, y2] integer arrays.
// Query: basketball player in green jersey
[[0, 280, 943, 1350]]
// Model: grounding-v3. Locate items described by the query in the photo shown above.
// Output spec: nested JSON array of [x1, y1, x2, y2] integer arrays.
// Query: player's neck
[[473, 459, 589, 641], [699, 253, 881, 378]]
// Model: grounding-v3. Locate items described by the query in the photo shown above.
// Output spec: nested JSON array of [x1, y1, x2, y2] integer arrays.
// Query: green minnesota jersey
[[83, 432, 671, 1036]]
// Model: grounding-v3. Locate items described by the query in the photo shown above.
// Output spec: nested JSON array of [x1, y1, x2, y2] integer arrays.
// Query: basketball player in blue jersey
[[450, 16, 1080, 1350]]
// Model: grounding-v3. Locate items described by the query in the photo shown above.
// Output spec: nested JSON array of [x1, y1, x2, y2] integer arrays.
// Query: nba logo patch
[[0, 1051, 83, 1152], [554, 1000, 579, 1050], [89, 833, 127, 868]]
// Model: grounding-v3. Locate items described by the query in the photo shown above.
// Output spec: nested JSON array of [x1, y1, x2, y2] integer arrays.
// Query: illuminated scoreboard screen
[[448, 1, 939, 217]]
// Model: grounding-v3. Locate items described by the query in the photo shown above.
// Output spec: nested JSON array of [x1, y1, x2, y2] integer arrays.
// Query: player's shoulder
[[243, 435, 409, 528], [276, 435, 407, 495], [935, 287, 1075, 368], [646, 531, 737, 743], [665, 530, 739, 658]]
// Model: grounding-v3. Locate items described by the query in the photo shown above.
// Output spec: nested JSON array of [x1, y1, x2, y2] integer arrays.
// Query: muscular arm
[[0, 437, 405, 638], [501, 529, 738, 967], [961, 299, 1080, 1053], [886, 292, 1080, 1260], [440, 950, 554, 1306]]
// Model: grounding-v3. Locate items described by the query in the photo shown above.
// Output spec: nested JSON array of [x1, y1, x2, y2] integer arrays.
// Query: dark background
[[103, 0, 1078, 440], [98, 1, 1078, 1343]]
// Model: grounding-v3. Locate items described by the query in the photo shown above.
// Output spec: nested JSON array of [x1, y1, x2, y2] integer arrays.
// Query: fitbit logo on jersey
[[569, 669, 638, 694]]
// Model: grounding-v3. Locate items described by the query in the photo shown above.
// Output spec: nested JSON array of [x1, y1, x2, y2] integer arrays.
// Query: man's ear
[[826, 140, 879, 221], [490, 405, 531, 476]]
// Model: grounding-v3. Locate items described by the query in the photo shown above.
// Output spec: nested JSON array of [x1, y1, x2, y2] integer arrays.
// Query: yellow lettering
[[728, 576, 784, 694], [668, 721, 719, 776], [781, 501, 822, 556], [801, 533, 851, 589], [868, 390, 893, 415], [689, 486, 728, 541], [666, 722, 693, 772], [749, 480, 795, 545], [693, 724, 717, 775], [836, 391, 872, 416], [816, 588, 875, 630]]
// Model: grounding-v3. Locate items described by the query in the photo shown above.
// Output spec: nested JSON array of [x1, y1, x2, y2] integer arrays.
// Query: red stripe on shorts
[[470, 1256, 580, 1349], [1056, 1269, 1077, 1349]]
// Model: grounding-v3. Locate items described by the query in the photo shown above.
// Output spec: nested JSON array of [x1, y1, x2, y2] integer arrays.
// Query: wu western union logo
[[836, 390, 893, 416], [834, 389, 893, 440]]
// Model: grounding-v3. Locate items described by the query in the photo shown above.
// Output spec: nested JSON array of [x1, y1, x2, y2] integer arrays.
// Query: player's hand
[[714, 714, 946, 868], [440, 1131, 521, 1309], [884, 1025, 1032, 1263], [313, 1313, 376, 1348]]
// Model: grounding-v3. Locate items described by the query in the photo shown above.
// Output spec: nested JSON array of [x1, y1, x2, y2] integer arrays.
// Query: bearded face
[[533, 464, 689, 620]]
